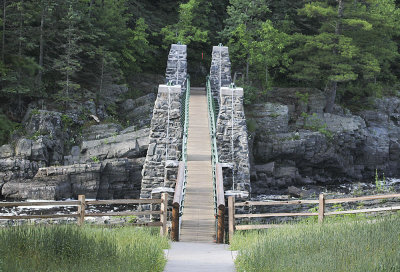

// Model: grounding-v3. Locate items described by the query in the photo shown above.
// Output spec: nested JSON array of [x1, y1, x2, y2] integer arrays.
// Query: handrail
[[207, 76, 225, 243], [216, 162, 225, 243], [171, 161, 185, 241], [171, 75, 190, 241]]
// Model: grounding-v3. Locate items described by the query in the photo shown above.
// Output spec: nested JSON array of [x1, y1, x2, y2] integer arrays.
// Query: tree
[[290, 0, 400, 112], [53, 3, 82, 104], [221, 0, 270, 82], [250, 20, 291, 88], [161, 0, 208, 46], [0, 0, 39, 114]]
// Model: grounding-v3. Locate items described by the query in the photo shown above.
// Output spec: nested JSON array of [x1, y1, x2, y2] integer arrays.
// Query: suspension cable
[[231, 84, 235, 190], [165, 83, 172, 186], [219, 44, 222, 93]]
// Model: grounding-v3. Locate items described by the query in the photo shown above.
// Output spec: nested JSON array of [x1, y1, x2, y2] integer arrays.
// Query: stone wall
[[216, 87, 251, 193], [139, 85, 183, 199], [209, 45, 232, 102], [165, 44, 187, 92], [139, 44, 188, 199]]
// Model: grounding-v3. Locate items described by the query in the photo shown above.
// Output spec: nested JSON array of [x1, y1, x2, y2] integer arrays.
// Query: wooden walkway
[[179, 87, 215, 243]]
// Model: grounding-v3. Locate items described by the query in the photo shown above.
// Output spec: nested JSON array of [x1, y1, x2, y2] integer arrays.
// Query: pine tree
[[290, 0, 400, 112], [53, 3, 82, 105]]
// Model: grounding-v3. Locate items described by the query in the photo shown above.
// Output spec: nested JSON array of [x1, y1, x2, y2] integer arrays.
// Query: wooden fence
[[0, 193, 169, 235], [228, 193, 400, 242], [215, 163, 225, 244], [171, 161, 185, 241]]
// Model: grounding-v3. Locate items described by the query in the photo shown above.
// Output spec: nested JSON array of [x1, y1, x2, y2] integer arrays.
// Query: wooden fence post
[[171, 203, 180, 241], [160, 193, 168, 236], [318, 194, 325, 223], [217, 205, 225, 244], [77, 195, 85, 226], [228, 196, 235, 243]]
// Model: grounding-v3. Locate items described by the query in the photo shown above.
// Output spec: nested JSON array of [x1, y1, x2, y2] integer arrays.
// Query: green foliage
[[0, 114, 17, 146], [242, 83, 266, 105], [91, 156, 100, 163], [28, 131, 42, 141], [246, 119, 257, 133], [0, 225, 168, 272], [222, 0, 273, 84], [53, 3, 82, 101], [375, 169, 386, 193], [61, 114, 73, 129], [289, 0, 400, 106], [161, 0, 209, 46], [231, 216, 400, 272], [106, 103, 118, 118], [1, 0, 400, 112], [295, 91, 309, 104], [301, 112, 333, 139], [250, 20, 292, 88]]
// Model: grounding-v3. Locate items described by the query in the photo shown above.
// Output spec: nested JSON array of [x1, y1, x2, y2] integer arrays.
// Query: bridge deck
[[180, 87, 215, 243]]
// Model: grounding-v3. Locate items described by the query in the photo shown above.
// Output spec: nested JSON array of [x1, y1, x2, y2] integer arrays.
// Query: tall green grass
[[0, 225, 169, 272], [231, 216, 400, 272]]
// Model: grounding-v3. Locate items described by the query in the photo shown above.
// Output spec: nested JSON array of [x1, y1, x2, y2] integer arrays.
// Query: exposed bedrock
[[248, 88, 400, 195], [0, 92, 154, 200]]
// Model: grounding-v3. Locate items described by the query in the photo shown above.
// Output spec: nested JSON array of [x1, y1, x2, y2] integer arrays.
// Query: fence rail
[[0, 194, 168, 235], [228, 193, 400, 242], [171, 161, 185, 241], [170, 75, 191, 241], [206, 76, 225, 244]]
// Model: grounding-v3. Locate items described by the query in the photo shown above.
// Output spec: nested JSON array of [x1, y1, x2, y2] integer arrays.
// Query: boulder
[[24, 110, 64, 139], [0, 144, 14, 158], [15, 138, 32, 158]]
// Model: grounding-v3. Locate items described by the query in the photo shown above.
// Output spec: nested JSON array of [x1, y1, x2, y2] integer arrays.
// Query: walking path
[[163, 242, 236, 272], [179, 87, 215, 243], [163, 88, 236, 271]]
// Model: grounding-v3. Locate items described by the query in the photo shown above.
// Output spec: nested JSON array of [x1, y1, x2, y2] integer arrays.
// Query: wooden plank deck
[[180, 87, 215, 243]]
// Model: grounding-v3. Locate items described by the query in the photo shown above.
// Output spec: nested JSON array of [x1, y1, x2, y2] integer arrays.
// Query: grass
[[0, 225, 169, 272], [231, 215, 400, 272]]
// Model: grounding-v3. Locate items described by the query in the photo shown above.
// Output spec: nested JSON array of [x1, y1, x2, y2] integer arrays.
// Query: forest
[[1, 0, 400, 145]]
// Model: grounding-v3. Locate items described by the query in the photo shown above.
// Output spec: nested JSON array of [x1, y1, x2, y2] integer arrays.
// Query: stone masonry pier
[[140, 44, 187, 199]]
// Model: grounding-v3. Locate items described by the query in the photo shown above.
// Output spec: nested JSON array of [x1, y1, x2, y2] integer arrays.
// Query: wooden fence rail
[[0, 193, 169, 235], [171, 161, 185, 241], [228, 193, 400, 242], [215, 163, 225, 244]]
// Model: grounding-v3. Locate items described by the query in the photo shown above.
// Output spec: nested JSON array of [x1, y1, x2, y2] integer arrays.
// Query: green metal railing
[[171, 75, 190, 241], [206, 76, 221, 241], [179, 75, 190, 217]]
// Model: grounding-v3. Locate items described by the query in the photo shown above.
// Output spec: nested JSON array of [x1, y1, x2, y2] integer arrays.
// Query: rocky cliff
[[1, 83, 400, 200], [0, 88, 156, 200], [248, 88, 400, 196]]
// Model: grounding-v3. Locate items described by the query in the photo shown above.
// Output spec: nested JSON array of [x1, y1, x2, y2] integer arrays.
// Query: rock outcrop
[[120, 93, 156, 128], [248, 88, 400, 195], [0, 90, 155, 200]]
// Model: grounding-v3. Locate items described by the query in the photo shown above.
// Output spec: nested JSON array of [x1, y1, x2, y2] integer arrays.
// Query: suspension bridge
[[139, 43, 250, 246]]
